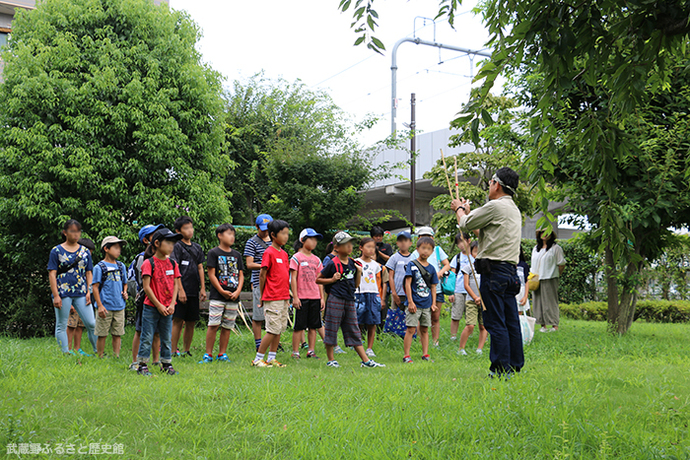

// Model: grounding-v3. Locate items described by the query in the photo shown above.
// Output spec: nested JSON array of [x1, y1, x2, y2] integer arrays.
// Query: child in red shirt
[[251, 219, 290, 368], [137, 227, 182, 376]]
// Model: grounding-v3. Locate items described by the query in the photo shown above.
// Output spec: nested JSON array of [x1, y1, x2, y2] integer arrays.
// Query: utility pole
[[410, 92, 416, 231]]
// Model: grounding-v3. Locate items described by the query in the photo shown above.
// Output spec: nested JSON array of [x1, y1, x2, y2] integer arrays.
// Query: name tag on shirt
[[181, 260, 190, 266], [165, 270, 174, 276], [277, 258, 283, 264], [301, 261, 309, 266]]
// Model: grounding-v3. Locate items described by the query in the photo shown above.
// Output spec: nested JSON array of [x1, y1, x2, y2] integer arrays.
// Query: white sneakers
[[365, 348, 376, 357]]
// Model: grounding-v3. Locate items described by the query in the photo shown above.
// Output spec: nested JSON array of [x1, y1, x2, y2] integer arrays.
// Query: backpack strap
[[412, 259, 433, 289], [250, 234, 270, 250], [97, 261, 108, 288]]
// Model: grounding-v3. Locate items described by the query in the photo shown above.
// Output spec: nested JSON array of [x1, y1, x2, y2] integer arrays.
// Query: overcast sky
[[168, 0, 494, 146]]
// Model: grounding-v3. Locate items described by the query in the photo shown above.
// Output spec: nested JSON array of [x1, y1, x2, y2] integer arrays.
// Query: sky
[[168, 0, 494, 146]]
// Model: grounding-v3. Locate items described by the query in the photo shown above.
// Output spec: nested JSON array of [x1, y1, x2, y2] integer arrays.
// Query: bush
[[560, 300, 690, 323]]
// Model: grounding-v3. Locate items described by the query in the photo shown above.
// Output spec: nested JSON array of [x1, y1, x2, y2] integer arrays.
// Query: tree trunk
[[605, 244, 620, 331], [605, 241, 643, 335], [616, 261, 641, 334]]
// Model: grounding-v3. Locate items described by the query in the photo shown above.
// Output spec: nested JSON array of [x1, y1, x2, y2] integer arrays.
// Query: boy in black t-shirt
[[317, 231, 386, 369], [199, 223, 244, 364], [171, 216, 206, 358]]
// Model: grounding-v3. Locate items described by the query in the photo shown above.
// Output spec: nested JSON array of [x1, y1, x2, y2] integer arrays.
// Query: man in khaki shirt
[[451, 167, 524, 378]]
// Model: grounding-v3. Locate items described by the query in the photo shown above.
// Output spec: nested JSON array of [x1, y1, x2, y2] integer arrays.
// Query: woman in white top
[[531, 230, 566, 332]]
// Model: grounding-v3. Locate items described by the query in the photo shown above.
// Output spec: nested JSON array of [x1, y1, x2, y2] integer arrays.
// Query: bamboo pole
[[440, 149, 455, 198]]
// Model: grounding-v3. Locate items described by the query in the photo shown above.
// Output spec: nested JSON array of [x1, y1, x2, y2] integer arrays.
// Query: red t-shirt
[[141, 256, 181, 308], [261, 245, 290, 301]]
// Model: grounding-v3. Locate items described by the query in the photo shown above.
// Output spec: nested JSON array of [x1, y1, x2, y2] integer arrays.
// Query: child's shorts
[[451, 293, 467, 321], [173, 296, 200, 322], [465, 299, 484, 327], [208, 300, 239, 329], [95, 309, 126, 337], [324, 295, 362, 348], [294, 298, 322, 331], [263, 299, 289, 335], [252, 284, 264, 322], [67, 308, 85, 328], [405, 307, 432, 328], [355, 292, 381, 326]]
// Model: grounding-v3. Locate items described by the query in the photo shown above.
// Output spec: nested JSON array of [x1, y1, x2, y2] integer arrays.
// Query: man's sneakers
[[326, 360, 340, 368], [361, 359, 386, 368], [198, 353, 213, 364], [77, 348, 92, 357], [365, 348, 376, 357], [251, 359, 270, 368], [403, 356, 413, 364], [137, 364, 152, 376], [216, 353, 230, 362], [458, 349, 468, 356], [421, 354, 433, 362], [333, 346, 347, 354], [306, 351, 319, 359]]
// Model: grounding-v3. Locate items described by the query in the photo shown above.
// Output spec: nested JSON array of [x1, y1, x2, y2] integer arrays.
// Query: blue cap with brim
[[256, 214, 273, 231], [138, 224, 164, 242], [300, 228, 323, 241], [397, 231, 412, 240]]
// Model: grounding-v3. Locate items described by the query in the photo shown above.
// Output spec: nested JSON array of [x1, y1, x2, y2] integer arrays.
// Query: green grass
[[1, 319, 689, 459]]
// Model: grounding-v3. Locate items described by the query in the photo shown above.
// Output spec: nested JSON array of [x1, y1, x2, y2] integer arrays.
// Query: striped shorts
[[324, 295, 362, 348], [208, 300, 239, 330]]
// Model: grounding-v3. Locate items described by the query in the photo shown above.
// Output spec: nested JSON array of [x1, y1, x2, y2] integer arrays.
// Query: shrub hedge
[[560, 300, 690, 323]]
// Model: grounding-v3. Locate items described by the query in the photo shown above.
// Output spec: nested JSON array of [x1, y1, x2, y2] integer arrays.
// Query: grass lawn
[[1, 318, 689, 459]]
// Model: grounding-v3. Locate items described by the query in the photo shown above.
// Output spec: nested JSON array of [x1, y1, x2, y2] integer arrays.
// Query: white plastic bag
[[520, 314, 536, 345]]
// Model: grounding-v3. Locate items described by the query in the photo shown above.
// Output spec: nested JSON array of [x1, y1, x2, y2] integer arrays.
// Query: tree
[[340, 0, 690, 334], [423, 92, 533, 242], [0, 0, 230, 335], [224, 74, 378, 230]]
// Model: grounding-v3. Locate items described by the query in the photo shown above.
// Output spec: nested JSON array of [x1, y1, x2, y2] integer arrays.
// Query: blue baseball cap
[[397, 231, 412, 240], [299, 228, 323, 241], [255, 214, 273, 231], [138, 224, 164, 242]]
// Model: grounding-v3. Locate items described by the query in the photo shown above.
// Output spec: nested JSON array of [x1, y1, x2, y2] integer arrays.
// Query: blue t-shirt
[[47, 244, 93, 298], [321, 257, 358, 301], [385, 251, 414, 296], [244, 235, 270, 287], [411, 246, 448, 294], [404, 260, 439, 309], [92, 261, 127, 311]]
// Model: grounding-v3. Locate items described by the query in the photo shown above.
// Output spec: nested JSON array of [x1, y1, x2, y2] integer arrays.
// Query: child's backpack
[[134, 257, 177, 310], [95, 260, 127, 292]]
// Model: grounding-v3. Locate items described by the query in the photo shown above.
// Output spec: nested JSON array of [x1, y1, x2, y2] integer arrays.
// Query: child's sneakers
[[137, 364, 152, 376], [334, 346, 347, 354], [421, 354, 434, 362], [476, 349, 483, 355], [361, 359, 386, 368], [198, 353, 214, 364], [365, 348, 376, 357], [160, 364, 179, 375], [326, 360, 340, 368], [77, 348, 92, 357], [402, 356, 413, 364], [128, 362, 139, 371], [291, 352, 301, 359], [458, 349, 468, 356], [267, 360, 286, 368], [306, 351, 319, 359], [182, 351, 192, 358], [216, 353, 230, 362], [173, 350, 181, 357], [300, 342, 308, 350], [64, 350, 76, 356], [251, 359, 269, 368]]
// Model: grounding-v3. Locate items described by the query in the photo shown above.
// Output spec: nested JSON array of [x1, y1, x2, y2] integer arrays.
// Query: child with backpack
[[92, 236, 128, 358], [402, 236, 439, 364], [290, 228, 325, 359], [47, 219, 98, 355], [384, 231, 414, 337], [66, 238, 97, 356], [317, 232, 386, 369], [244, 214, 273, 351], [458, 241, 488, 356], [355, 237, 383, 358], [136, 227, 183, 376], [127, 224, 163, 371], [199, 223, 244, 364]]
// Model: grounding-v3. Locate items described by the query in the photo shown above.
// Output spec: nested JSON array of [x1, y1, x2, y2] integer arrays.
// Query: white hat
[[415, 226, 435, 237]]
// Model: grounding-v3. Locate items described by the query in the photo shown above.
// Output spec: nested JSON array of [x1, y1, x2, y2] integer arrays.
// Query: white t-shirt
[[531, 244, 566, 280], [516, 266, 530, 313], [356, 258, 382, 294], [450, 253, 469, 294], [411, 246, 449, 294]]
